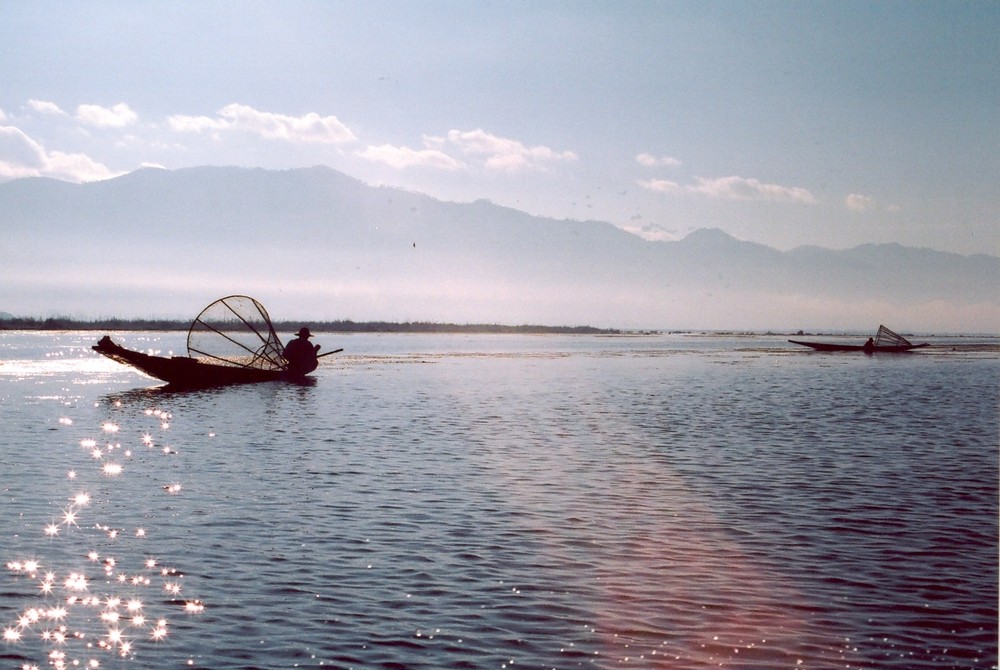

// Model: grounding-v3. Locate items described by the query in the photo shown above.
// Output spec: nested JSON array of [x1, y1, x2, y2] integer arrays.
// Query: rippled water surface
[[1, 331, 997, 669]]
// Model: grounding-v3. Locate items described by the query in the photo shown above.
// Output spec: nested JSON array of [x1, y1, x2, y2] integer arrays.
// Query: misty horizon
[[2, 166, 997, 334]]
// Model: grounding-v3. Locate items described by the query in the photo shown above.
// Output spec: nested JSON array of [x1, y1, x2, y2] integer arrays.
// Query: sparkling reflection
[[3, 403, 203, 667]]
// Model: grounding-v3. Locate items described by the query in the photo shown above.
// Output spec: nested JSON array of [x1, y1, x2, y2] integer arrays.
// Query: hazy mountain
[[2, 166, 997, 332]]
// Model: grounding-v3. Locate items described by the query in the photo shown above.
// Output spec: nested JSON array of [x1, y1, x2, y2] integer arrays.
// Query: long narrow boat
[[789, 325, 928, 353], [93, 336, 294, 386], [93, 295, 329, 388]]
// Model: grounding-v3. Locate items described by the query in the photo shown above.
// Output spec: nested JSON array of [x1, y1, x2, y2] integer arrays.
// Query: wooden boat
[[789, 325, 928, 353], [93, 295, 334, 388], [93, 335, 295, 387]]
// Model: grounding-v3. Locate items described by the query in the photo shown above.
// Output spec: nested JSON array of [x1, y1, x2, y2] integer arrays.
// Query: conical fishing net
[[187, 295, 288, 370], [873, 324, 912, 348]]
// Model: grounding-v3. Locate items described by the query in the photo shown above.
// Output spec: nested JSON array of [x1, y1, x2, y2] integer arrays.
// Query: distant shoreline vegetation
[[0, 316, 621, 336]]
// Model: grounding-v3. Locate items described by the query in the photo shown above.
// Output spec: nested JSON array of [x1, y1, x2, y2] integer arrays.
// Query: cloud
[[359, 129, 577, 173], [76, 103, 138, 128], [0, 126, 47, 177], [639, 175, 815, 203], [219, 104, 355, 143], [690, 176, 815, 202], [845, 193, 876, 211], [618, 219, 680, 242], [27, 99, 67, 116], [636, 178, 684, 194], [356, 144, 463, 170], [636, 152, 682, 168], [845, 193, 903, 214], [166, 114, 227, 134], [168, 104, 356, 144], [425, 129, 578, 173], [0, 125, 120, 182], [45, 150, 121, 182]]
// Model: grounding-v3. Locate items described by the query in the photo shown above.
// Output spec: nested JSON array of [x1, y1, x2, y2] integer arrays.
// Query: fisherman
[[283, 327, 320, 375], [863, 337, 876, 353]]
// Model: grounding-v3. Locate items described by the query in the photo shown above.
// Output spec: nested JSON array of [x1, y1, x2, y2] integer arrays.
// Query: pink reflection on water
[[490, 415, 834, 668]]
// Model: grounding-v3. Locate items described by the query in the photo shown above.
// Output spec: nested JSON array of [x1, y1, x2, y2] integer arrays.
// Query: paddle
[[317, 348, 344, 359]]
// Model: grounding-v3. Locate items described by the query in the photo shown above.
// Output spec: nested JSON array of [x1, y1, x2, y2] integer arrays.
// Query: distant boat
[[789, 325, 928, 353], [93, 295, 339, 387]]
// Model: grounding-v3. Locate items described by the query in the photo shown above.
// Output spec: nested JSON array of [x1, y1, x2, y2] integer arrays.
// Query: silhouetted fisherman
[[283, 327, 320, 375]]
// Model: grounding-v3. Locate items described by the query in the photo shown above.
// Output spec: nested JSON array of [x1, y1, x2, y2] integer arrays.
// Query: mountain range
[[2, 166, 997, 332]]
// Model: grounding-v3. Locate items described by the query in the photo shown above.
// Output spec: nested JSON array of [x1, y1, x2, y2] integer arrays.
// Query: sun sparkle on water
[[3, 405, 203, 667]]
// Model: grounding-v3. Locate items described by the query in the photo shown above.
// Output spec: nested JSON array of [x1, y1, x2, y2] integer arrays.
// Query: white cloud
[[76, 103, 138, 128], [0, 109, 7, 122], [845, 193, 876, 211], [618, 219, 680, 242], [359, 129, 577, 173], [219, 104, 355, 143], [356, 144, 463, 170], [0, 126, 48, 178], [639, 174, 815, 203], [847, 193, 901, 213], [45, 150, 121, 182], [636, 152, 682, 168], [0, 124, 119, 182], [425, 129, 578, 173], [27, 99, 67, 116], [636, 178, 684, 194], [167, 114, 227, 134], [168, 104, 356, 144], [690, 176, 815, 203]]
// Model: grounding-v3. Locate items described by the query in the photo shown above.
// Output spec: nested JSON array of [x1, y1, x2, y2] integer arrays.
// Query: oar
[[317, 348, 344, 359]]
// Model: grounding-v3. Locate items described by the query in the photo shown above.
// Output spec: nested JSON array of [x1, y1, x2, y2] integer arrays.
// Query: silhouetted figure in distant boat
[[283, 327, 320, 375], [863, 337, 876, 353]]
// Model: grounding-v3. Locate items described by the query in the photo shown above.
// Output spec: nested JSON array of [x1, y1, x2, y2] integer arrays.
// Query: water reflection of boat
[[789, 325, 928, 353], [93, 295, 336, 388]]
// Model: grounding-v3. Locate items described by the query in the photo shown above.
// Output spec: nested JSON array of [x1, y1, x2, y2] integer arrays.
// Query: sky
[[1, 0, 998, 258]]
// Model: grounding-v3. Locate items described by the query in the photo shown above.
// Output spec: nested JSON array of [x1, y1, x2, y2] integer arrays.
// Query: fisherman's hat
[[297, 327, 313, 338]]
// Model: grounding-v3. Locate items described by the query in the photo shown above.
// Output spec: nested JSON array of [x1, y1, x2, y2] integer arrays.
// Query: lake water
[[1, 331, 997, 670]]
